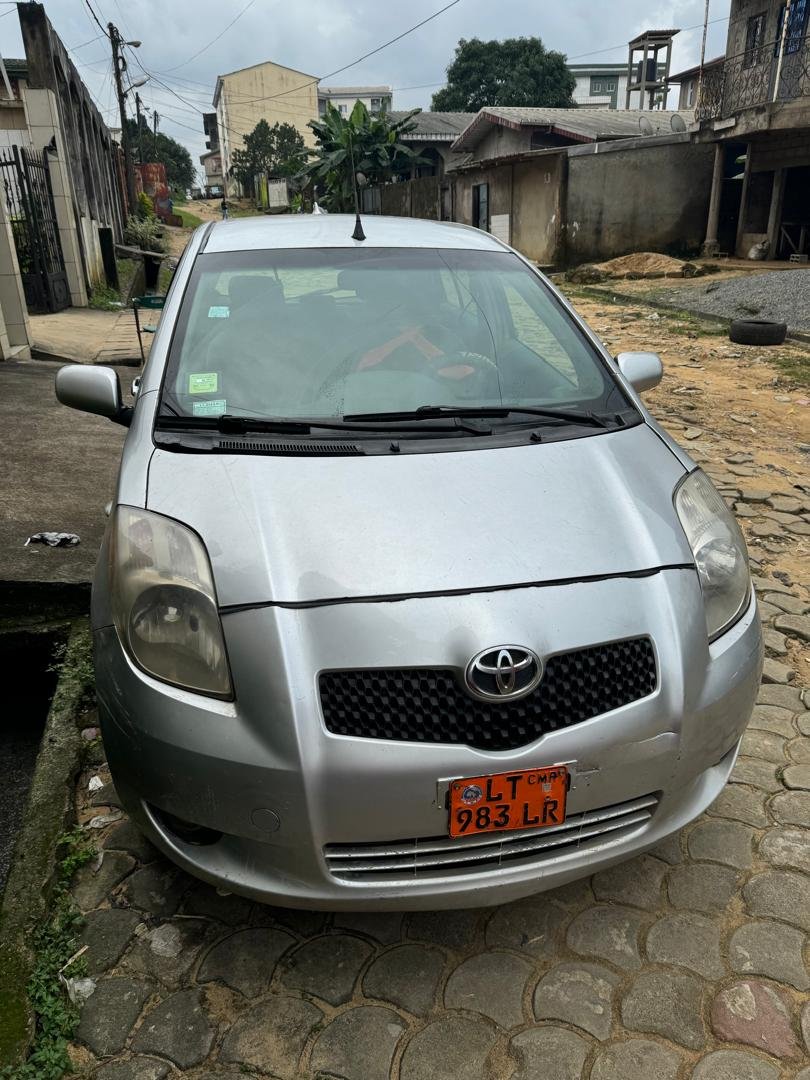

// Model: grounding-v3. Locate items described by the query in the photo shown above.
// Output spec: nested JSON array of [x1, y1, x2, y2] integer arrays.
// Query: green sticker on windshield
[[192, 398, 226, 416], [189, 372, 218, 394]]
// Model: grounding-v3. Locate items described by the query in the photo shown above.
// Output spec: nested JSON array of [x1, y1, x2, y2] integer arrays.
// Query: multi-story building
[[317, 86, 393, 116], [213, 60, 320, 196], [199, 150, 223, 196], [569, 64, 630, 109], [696, 0, 810, 257], [667, 56, 725, 109]]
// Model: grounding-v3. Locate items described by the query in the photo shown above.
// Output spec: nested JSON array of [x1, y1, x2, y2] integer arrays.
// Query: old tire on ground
[[729, 319, 787, 346]]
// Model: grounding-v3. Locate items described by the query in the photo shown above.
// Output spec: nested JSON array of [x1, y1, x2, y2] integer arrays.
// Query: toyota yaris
[[56, 215, 762, 909]]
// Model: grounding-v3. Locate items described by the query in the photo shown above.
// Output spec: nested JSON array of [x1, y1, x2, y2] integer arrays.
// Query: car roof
[[202, 214, 507, 254]]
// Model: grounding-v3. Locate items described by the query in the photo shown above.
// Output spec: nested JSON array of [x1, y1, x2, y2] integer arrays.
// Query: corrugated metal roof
[[318, 86, 393, 96], [452, 106, 696, 152], [668, 56, 725, 82], [390, 110, 477, 141]]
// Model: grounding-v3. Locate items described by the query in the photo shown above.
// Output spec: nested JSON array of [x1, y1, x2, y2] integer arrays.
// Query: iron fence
[[0, 145, 69, 313], [697, 36, 810, 120]]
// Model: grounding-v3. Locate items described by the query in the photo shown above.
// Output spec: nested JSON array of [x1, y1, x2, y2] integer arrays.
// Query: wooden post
[[766, 168, 786, 258], [702, 142, 725, 255]]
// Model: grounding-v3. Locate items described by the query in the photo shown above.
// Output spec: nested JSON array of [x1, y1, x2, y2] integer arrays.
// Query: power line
[[164, 0, 257, 72], [566, 16, 729, 61], [81, 0, 109, 38]]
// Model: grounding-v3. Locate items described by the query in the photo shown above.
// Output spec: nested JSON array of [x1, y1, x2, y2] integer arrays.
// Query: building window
[[370, 97, 381, 110], [589, 77, 617, 95], [472, 183, 489, 232], [775, 0, 809, 55], [744, 11, 767, 66], [338, 104, 348, 115]]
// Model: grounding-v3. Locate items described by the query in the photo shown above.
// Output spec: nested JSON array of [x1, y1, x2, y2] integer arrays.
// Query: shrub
[[123, 215, 167, 254], [136, 191, 155, 220]]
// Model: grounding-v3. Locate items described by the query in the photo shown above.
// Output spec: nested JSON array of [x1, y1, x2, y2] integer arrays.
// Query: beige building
[[213, 60, 319, 195]]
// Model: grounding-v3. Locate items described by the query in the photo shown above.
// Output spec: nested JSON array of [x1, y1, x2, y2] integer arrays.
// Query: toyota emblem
[[464, 646, 542, 702]]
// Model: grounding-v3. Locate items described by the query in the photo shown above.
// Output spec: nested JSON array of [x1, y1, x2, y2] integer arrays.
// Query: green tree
[[431, 37, 576, 111], [304, 101, 423, 212], [230, 119, 307, 189], [125, 118, 194, 193]]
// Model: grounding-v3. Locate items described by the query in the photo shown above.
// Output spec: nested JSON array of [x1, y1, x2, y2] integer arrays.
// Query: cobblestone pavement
[[65, 298, 809, 1080]]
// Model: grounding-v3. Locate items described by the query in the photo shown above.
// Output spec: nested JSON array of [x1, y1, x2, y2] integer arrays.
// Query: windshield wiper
[[343, 405, 607, 428], [155, 413, 488, 437]]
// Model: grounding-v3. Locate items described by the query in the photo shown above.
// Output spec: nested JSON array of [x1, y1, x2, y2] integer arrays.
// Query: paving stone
[[622, 970, 704, 1049], [125, 918, 214, 989], [333, 911, 404, 944], [90, 781, 124, 808], [309, 1005, 406, 1080], [122, 863, 188, 917], [744, 870, 810, 930], [590, 1038, 682, 1080], [76, 977, 152, 1056], [759, 828, 810, 873], [546, 877, 596, 910], [566, 905, 643, 970], [772, 789, 810, 825], [767, 495, 803, 513], [803, 1000, 810, 1053], [509, 1026, 589, 1080], [591, 854, 667, 908], [197, 926, 295, 997], [407, 909, 481, 951], [801, 713, 810, 737], [753, 572, 793, 592], [72, 852, 135, 912], [93, 1058, 170, 1080], [687, 818, 754, 869], [707, 784, 768, 827], [756, 601, 782, 623], [762, 658, 796, 684], [533, 962, 619, 1040], [740, 729, 787, 763], [399, 1016, 497, 1080], [757, 684, 805, 711], [180, 880, 255, 925], [691, 1049, 779, 1080], [781, 768, 810, 794], [787, 737, 810, 763], [81, 909, 143, 975], [785, 519, 810, 535], [280, 934, 372, 1006], [645, 912, 724, 979], [363, 943, 444, 1017], [731, 758, 781, 791], [485, 897, 568, 959], [648, 831, 684, 864], [667, 863, 739, 913], [729, 920, 809, 990], [102, 820, 159, 863], [131, 988, 213, 1069], [711, 980, 797, 1059], [762, 627, 788, 655], [748, 705, 797, 737], [268, 907, 328, 938], [761, 592, 808, 614], [219, 994, 323, 1079], [444, 951, 531, 1028]]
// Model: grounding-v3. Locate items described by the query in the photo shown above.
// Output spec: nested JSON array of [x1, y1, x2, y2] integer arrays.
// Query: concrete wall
[[511, 155, 564, 265], [473, 125, 531, 162], [564, 137, 715, 263]]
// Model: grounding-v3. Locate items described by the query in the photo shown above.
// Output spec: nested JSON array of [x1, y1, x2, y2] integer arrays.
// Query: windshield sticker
[[192, 398, 226, 416], [208, 305, 229, 318], [188, 372, 219, 394]]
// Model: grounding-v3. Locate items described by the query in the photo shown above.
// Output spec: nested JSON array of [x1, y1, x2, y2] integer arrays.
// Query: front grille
[[324, 793, 659, 881], [319, 637, 656, 751]]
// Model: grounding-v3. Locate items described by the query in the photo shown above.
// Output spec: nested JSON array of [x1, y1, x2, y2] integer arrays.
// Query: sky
[[0, 0, 731, 185]]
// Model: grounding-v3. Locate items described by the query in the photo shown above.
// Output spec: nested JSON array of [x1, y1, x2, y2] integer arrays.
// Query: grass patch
[[769, 350, 810, 389], [174, 207, 203, 228], [87, 283, 121, 312], [1, 831, 95, 1080]]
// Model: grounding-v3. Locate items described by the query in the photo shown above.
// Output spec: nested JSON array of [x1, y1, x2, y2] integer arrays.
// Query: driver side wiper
[[343, 405, 607, 428]]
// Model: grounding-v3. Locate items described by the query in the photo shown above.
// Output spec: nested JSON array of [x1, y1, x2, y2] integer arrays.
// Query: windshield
[[160, 248, 629, 423]]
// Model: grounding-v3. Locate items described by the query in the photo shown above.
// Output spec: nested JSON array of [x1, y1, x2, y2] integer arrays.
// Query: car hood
[[146, 424, 694, 607]]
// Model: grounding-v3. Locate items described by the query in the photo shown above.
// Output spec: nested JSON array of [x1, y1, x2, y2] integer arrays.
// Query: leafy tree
[[431, 37, 577, 111], [125, 118, 194, 193], [230, 119, 307, 189], [304, 102, 424, 212]]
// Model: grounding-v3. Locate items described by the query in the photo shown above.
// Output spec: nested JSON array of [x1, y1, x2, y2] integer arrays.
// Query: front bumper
[[95, 571, 762, 909]]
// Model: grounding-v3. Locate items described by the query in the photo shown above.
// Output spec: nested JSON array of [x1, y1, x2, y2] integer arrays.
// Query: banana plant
[[303, 101, 427, 212]]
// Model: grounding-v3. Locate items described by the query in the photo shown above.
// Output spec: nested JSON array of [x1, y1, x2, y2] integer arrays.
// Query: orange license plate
[[448, 765, 568, 838]]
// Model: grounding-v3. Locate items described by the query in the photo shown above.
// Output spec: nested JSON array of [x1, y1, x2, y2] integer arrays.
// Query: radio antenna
[[347, 131, 366, 242]]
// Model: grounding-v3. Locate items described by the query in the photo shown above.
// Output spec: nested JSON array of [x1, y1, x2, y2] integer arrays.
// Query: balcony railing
[[697, 35, 810, 120]]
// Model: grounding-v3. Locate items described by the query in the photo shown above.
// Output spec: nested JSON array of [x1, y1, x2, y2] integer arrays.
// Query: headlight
[[675, 470, 751, 641], [110, 506, 232, 698]]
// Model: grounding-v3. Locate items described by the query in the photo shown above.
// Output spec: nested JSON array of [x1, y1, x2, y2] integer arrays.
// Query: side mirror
[[615, 352, 663, 393], [55, 365, 132, 426]]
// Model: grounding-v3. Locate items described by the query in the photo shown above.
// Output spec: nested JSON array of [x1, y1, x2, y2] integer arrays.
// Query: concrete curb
[[0, 619, 91, 1067], [565, 283, 810, 346]]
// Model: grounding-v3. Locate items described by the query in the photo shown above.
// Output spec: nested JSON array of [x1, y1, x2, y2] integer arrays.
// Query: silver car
[[56, 215, 762, 910]]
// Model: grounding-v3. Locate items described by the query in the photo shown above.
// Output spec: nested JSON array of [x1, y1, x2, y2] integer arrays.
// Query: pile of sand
[[593, 252, 702, 279]]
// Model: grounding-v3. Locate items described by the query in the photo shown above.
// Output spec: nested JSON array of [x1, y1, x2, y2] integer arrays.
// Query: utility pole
[[109, 23, 136, 213], [135, 92, 144, 165]]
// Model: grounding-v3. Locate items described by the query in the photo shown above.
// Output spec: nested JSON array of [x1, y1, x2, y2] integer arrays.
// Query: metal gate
[[0, 145, 69, 313]]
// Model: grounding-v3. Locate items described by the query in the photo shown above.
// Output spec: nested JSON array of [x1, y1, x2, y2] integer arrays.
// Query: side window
[[502, 281, 580, 384], [744, 11, 767, 66]]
